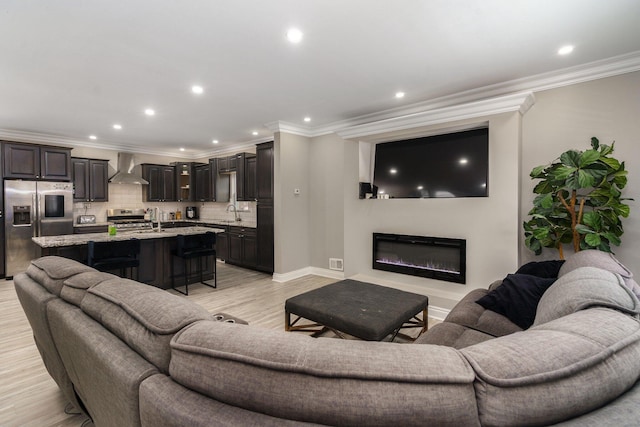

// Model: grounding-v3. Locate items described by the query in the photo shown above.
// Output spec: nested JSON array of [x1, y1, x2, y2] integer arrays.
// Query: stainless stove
[[107, 208, 153, 232]]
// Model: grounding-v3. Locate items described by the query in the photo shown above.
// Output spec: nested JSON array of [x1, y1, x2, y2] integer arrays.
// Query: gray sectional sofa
[[13, 252, 640, 426]]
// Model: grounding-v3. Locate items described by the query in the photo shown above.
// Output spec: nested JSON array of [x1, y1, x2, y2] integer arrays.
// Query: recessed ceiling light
[[459, 158, 468, 165], [89, 135, 97, 140], [417, 185, 424, 190], [389, 168, 398, 175], [304, 116, 311, 122], [252, 131, 258, 136], [144, 108, 155, 116], [558, 45, 574, 55], [395, 91, 405, 99], [286, 28, 303, 43], [179, 148, 185, 152], [191, 85, 204, 94], [113, 124, 122, 130], [212, 139, 219, 144]]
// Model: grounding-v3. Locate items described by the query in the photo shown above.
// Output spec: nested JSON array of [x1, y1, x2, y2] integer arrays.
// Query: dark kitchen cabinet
[[209, 158, 230, 202], [255, 141, 274, 273], [215, 227, 229, 261], [138, 239, 164, 287], [3, 142, 71, 181], [217, 155, 238, 173], [244, 154, 257, 201], [72, 157, 109, 202], [227, 226, 257, 268], [174, 162, 200, 202], [142, 164, 175, 202], [194, 163, 212, 202], [236, 153, 256, 202]]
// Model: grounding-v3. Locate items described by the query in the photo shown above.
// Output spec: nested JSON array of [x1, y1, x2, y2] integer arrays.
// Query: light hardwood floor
[[0, 262, 438, 427]]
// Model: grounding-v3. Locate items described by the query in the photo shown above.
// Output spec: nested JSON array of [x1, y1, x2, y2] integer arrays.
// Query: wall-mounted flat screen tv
[[372, 127, 488, 198]]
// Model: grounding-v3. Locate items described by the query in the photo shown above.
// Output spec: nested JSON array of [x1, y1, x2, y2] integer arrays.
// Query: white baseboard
[[272, 267, 345, 283], [428, 305, 450, 322]]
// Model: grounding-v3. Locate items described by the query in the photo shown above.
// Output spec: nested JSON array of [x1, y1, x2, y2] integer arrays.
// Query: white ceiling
[[2, 0, 640, 158]]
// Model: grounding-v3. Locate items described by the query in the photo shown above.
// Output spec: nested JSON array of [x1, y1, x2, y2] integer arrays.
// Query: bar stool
[[87, 238, 141, 280], [171, 232, 217, 295]]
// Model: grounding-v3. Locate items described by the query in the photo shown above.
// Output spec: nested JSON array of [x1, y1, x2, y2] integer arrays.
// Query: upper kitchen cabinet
[[194, 163, 212, 202], [235, 153, 256, 201], [3, 142, 72, 181], [174, 162, 200, 202], [142, 164, 176, 202], [209, 158, 230, 203], [256, 142, 274, 202], [72, 157, 109, 202]]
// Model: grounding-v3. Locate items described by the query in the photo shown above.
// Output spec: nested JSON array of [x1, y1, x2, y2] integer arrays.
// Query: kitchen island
[[33, 226, 224, 289]]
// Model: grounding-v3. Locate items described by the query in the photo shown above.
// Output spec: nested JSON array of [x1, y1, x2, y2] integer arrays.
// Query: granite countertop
[[33, 226, 224, 248], [72, 219, 257, 229], [161, 219, 257, 228]]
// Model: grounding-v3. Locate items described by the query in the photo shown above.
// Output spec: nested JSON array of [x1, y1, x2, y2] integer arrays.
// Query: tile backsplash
[[73, 184, 255, 223]]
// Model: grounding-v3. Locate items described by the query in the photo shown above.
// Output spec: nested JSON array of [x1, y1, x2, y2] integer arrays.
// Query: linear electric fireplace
[[373, 233, 466, 284]]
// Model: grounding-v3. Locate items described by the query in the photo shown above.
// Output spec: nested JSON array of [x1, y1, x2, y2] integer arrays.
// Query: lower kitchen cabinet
[[217, 225, 257, 269]]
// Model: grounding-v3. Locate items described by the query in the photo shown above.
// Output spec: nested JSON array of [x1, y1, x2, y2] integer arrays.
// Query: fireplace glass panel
[[373, 233, 466, 284]]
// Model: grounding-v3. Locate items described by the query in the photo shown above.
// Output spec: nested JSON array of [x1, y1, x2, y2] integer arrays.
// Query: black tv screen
[[372, 128, 488, 198]]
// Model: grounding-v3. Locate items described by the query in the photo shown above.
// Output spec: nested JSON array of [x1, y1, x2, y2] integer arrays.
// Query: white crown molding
[[287, 50, 640, 140], [0, 128, 270, 160], [336, 92, 535, 140]]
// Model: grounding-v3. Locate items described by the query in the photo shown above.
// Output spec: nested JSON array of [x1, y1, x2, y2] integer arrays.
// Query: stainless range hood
[[109, 152, 149, 185]]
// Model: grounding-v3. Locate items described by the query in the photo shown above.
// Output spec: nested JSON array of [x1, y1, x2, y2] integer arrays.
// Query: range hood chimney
[[109, 152, 149, 185]]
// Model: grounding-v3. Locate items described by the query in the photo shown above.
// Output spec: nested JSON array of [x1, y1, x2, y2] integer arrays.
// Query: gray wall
[[274, 131, 312, 274]]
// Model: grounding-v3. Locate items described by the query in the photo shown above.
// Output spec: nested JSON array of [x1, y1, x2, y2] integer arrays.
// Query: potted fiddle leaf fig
[[523, 137, 631, 259]]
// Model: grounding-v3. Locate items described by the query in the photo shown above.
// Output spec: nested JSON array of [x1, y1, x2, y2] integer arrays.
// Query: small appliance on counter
[[186, 206, 198, 219], [77, 215, 97, 224]]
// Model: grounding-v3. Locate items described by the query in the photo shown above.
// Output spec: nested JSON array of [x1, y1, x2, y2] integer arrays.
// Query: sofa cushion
[[61, 271, 117, 307], [476, 274, 556, 329], [534, 267, 640, 327], [444, 288, 522, 337], [26, 256, 95, 296], [414, 322, 496, 348], [516, 259, 565, 278], [81, 278, 212, 373], [461, 307, 640, 426], [559, 250, 640, 299], [170, 320, 481, 427]]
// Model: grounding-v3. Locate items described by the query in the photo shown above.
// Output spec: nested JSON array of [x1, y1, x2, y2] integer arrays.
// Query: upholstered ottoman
[[285, 279, 428, 341]]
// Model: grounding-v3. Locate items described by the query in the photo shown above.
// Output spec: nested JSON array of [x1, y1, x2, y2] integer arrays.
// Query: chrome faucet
[[226, 203, 240, 222], [155, 207, 162, 231]]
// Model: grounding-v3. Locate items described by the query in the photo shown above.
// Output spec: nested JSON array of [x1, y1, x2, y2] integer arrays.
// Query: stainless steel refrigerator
[[4, 180, 74, 277]]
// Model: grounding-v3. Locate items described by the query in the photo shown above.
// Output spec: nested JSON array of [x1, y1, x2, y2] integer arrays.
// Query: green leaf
[[579, 149, 600, 167], [552, 165, 577, 181], [600, 157, 621, 170], [600, 141, 615, 157], [530, 165, 547, 178], [590, 137, 599, 150], [560, 150, 580, 167], [582, 211, 602, 230], [540, 193, 554, 209], [585, 233, 601, 247], [577, 169, 595, 188], [533, 180, 554, 194], [575, 224, 595, 234], [533, 227, 550, 240], [603, 232, 622, 246]]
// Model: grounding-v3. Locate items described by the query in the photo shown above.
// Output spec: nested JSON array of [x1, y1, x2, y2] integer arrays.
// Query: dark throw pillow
[[515, 260, 565, 278], [476, 274, 557, 329]]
